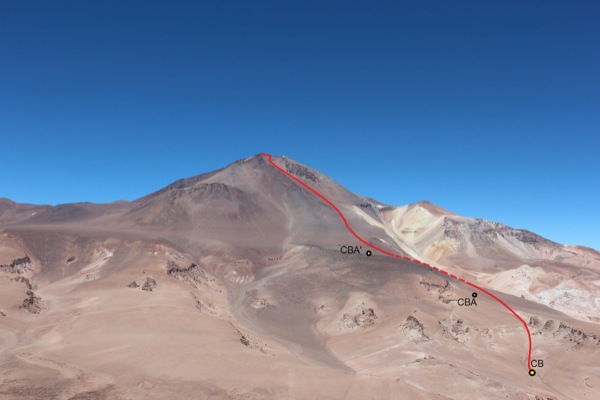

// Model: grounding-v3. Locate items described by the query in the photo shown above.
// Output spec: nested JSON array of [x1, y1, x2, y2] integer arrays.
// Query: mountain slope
[[377, 202, 600, 323], [1, 153, 598, 400]]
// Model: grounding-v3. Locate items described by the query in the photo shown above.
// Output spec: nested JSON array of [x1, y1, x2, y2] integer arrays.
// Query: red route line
[[262, 152, 533, 371]]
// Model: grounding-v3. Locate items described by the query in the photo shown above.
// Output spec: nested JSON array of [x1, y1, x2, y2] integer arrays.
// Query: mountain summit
[[1, 154, 598, 399]]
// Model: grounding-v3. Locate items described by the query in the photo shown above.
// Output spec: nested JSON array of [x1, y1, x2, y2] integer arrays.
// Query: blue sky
[[1, 1, 599, 249]]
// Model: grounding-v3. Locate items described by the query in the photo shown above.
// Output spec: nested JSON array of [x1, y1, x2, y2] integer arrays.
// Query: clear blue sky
[[1, 1, 599, 249]]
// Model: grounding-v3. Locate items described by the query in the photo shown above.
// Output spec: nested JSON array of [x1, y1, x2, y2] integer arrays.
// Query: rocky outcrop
[[263, 254, 282, 263], [341, 302, 378, 330], [284, 161, 318, 182], [439, 315, 471, 343], [167, 261, 209, 288], [442, 218, 557, 247], [232, 323, 267, 354], [529, 317, 600, 348], [420, 278, 454, 303], [251, 298, 269, 309], [0, 255, 32, 274], [195, 297, 217, 315], [419, 278, 450, 294], [238, 333, 267, 353], [141, 277, 157, 291], [401, 315, 429, 343], [13, 276, 33, 290], [126, 276, 156, 291], [20, 290, 44, 314]]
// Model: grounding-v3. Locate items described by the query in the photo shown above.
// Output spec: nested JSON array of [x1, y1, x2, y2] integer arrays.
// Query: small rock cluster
[[195, 297, 217, 315], [0, 255, 32, 274], [341, 301, 378, 330], [401, 315, 430, 343], [127, 276, 157, 291], [232, 323, 268, 354], [284, 162, 318, 182], [251, 299, 269, 309], [420, 278, 453, 303], [141, 277, 157, 291], [439, 315, 471, 343], [1, 256, 44, 314], [529, 317, 600, 348], [20, 291, 44, 314], [166, 261, 212, 288]]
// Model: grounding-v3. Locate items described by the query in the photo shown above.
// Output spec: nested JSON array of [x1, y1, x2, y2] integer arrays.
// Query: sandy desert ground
[[1, 154, 599, 399]]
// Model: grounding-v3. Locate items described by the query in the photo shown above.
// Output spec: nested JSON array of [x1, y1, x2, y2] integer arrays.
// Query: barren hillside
[[1, 154, 598, 400]]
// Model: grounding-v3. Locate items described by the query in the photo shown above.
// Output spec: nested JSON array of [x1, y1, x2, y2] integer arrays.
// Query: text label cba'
[[457, 298, 478, 306], [341, 245, 362, 254]]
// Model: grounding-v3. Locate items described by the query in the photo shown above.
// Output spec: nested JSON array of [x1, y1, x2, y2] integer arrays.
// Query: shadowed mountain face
[[1, 154, 598, 400]]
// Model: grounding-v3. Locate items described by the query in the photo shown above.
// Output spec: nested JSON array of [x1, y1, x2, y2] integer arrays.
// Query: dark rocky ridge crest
[[283, 161, 319, 183], [442, 218, 558, 246]]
